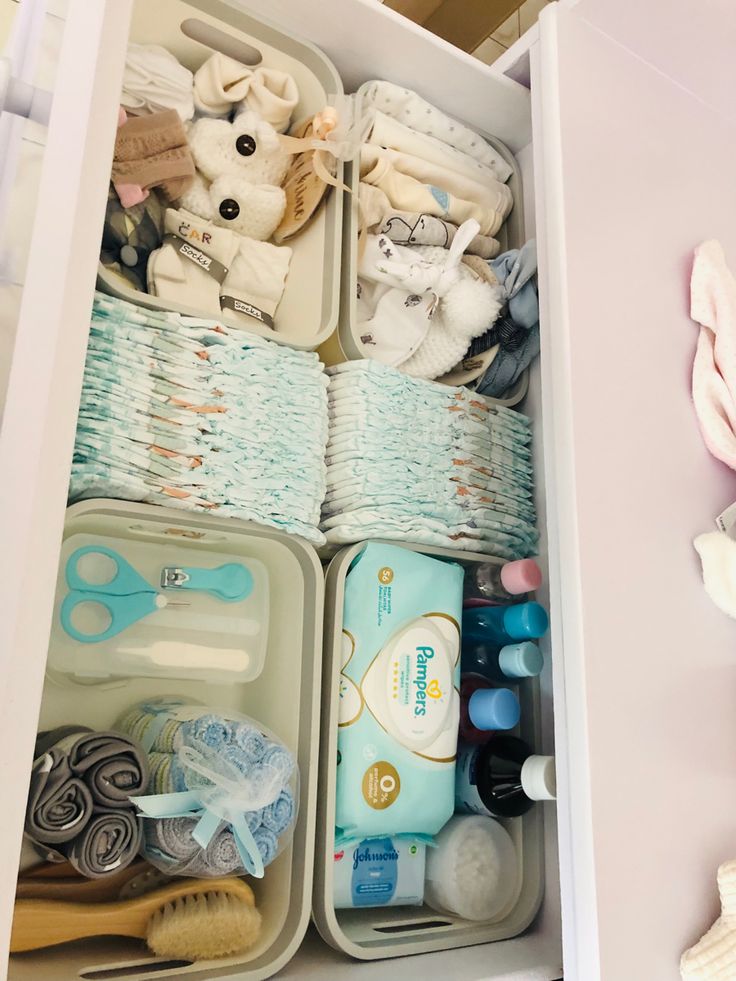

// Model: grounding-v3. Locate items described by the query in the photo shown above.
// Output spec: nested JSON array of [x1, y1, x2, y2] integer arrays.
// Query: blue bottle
[[462, 602, 549, 648], [462, 641, 543, 684]]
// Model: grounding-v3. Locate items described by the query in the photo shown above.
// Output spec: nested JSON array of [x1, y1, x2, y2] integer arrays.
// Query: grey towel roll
[[24, 748, 94, 844], [64, 807, 143, 878], [67, 730, 149, 806]]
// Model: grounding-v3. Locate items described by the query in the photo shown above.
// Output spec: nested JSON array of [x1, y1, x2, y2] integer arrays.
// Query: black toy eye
[[219, 198, 240, 221], [236, 134, 256, 156]]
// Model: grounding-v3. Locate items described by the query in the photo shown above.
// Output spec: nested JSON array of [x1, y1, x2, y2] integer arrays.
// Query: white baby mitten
[[681, 860, 736, 980], [220, 237, 292, 330], [193, 54, 298, 132], [122, 43, 195, 120], [147, 208, 240, 315]]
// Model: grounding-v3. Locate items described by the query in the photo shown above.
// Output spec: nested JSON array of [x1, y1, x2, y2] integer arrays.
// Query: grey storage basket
[[313, 541, 545, 960], [97, 0, 344, 351], [325, 81, 529, 406]]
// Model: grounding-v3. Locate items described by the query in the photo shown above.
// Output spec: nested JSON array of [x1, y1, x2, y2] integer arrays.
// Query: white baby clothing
[[147, 208, 240, 316], [366, 109, 509, 189], [361, 144, 512, 220], [361, 151, 506, 237], [121, 44, 195, 121], [361, 80, 513, 181], [193, 54, 298, 132], [220, 238, 292, 330], [356, 278, 434, 367], [360, 183, 500, 258]]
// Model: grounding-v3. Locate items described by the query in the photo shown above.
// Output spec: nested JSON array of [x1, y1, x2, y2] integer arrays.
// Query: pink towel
[[690, 240, 736, 469]]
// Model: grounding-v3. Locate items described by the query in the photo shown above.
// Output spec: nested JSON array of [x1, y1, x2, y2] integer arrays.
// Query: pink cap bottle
[[464, 559, 542, 607]]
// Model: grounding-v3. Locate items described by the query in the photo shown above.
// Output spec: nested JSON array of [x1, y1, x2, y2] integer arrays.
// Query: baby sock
[[147, 208, 240, 316], [220, 237, 292, 330], [112, 109, 195, 207], [193, 54, 298, 132]]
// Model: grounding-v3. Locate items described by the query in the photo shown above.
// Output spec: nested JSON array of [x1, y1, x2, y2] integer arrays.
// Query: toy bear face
[[188, 109, 290, 188]]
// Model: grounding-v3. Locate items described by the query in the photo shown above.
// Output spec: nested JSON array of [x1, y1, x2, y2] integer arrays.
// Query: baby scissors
[[60, 545, 181, 644]]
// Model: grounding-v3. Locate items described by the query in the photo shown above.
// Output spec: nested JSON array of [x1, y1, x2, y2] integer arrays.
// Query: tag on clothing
[[715, 501, 736, 537], [220, 294, 274, 329], [163, 233, 228, 284], [273, 116, 333, 244]]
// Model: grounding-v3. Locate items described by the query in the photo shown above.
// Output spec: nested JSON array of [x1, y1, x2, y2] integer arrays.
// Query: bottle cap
[[500, 559, 542, 595], [498, 642, 544, 679], [468, 688, 520, 732], [503, 601, 549, 640], [521, 755, 556, 801]]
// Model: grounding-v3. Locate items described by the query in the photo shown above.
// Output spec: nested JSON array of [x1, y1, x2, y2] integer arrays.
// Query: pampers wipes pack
[[335, 543, 463, 841]]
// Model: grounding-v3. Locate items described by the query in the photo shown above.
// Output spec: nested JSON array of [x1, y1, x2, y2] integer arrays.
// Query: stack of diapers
[[102, 45, 318, 332], [322, 360, 538, 558], [117, 698, 298, 878], [335, 543, 463, 842], [70, 291, 328, 544], [24, 727, 149, 878], [354, 80, 538, 388]]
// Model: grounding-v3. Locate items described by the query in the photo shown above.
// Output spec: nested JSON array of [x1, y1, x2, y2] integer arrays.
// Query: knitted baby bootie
[[681, 861, 736, 980]]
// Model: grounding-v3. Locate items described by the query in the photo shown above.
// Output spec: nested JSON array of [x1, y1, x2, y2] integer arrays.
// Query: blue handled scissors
[[60, 545, 174, 644]]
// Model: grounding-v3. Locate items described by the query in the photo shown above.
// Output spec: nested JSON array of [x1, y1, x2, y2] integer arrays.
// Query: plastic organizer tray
[[13, 498, 324, 981], [320, 80, 529, 405], [313, 540, 545, 960], [97, 0, 344, 350]]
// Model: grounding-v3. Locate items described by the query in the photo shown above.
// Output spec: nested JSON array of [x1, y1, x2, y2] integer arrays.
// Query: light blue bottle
[[462, 602, 549, 648], [462, 641, 544, 684]]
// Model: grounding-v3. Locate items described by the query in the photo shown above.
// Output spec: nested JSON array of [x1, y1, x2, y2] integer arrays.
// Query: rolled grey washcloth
[[64, 808, 143, 878], [24, 747, 94, 844]]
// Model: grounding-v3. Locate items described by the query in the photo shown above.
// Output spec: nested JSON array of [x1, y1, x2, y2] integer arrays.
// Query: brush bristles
[[146, 891, 262, 961]]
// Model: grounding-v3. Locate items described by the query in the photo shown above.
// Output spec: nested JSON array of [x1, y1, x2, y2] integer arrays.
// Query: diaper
[[335, 543, 463, 842]]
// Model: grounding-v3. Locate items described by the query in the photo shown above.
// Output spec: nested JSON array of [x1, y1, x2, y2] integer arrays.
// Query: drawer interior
[[5, 2, 563, 980]]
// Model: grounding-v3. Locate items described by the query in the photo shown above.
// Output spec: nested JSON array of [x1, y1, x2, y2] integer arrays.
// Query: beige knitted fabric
[[112, 109, 194, 202], [681, 861, 736, 980]]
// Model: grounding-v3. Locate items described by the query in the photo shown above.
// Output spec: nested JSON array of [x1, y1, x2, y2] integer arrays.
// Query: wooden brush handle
[[16, 861, 152, 902], [11, 898, 147, 951]]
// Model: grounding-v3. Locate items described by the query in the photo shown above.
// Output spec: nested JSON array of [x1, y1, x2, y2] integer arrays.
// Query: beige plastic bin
[[323, 81, 528, 406], [11, 499, 324, 981], [313, 541, 545, 960], [97, 0, 344, 350]]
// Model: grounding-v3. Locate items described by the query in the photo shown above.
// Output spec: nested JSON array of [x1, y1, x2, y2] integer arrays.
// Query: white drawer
[[2, 1, 734, 979]]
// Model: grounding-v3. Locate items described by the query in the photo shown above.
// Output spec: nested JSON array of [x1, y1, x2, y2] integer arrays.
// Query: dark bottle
[[461, 641, 543, 684], [458, 676, 520, 744], [455, 735, 556, 818]]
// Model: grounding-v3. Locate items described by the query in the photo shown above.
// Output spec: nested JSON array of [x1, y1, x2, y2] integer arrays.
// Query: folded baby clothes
[[359, 183, 499, 258], [121, 43, 194, 121], [361, 151, 505, 238], [193, 53, 298, 132], [362, 144, 512, 219], [25, 726, 148, 877], [356, 277, 434, 367], [366, 108, 509, 188], [112, 109, 195, 208], [220, 237, 292, 330], [360, 80, 514, 182], [147, 208, 240, 316]]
